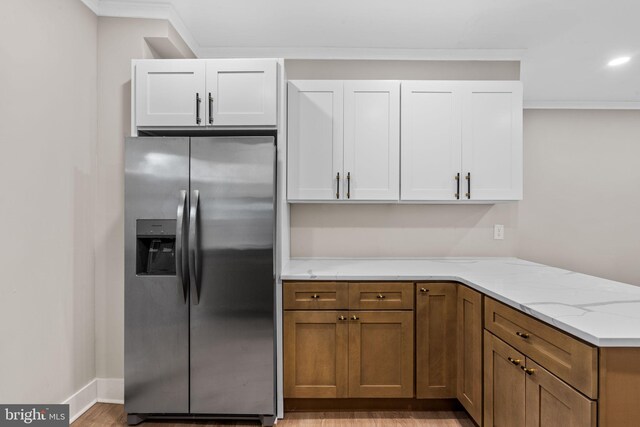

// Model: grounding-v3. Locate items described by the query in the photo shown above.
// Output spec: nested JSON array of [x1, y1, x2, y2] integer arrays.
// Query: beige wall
[[95, 17, 195, 380], [0, 0, 97, 402], [518, 110, 640, 286]]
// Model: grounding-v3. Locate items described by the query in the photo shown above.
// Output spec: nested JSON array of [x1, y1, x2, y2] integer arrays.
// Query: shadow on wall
[[290, 203, 518, 258]]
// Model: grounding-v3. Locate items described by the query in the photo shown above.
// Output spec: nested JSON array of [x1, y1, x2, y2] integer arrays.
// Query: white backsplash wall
[[291, 203, 519, 257]]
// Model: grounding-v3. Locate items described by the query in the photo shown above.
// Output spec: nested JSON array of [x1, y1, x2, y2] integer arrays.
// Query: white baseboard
[[63, 378, 124, 424], [63, 380, 97, 424]]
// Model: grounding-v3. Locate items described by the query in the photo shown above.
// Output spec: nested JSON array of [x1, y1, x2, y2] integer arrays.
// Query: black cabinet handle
[[455, 173, 460, 199], [196, 93, 201, 125], [336, 172, 340, 199], [465, 172, 471, 199], [347, 172, 351, 199], [208, 93, 213, 124]]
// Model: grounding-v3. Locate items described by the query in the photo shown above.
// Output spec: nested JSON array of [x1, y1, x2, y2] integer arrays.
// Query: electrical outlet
[[494, 224, 505, 240]]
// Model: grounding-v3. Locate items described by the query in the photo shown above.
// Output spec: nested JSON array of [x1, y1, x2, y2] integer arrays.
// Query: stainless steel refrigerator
[[124, 136, 276, 426]]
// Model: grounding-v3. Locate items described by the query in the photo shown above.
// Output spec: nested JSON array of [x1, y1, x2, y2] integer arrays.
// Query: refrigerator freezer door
[[124, 137, 190, 414], [189, 136, 276, 415]]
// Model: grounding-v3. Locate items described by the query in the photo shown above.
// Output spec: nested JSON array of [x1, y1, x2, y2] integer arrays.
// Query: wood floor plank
[[72, 404, 472, 427]]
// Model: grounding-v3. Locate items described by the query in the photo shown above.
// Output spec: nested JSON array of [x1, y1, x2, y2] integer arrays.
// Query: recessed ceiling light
[[608, 56, 631, 67]]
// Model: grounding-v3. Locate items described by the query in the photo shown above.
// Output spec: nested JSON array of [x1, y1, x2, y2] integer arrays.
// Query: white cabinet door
[[401, 82, 463, 201], [205, 59, 277, 126], [135, 60, 206, 127], [344, 81, 400, 201], [461, 82, 523, 201], [287, 81, 344, 201]]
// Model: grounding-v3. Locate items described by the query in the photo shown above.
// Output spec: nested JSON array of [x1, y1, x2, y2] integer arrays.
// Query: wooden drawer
[[284, 281, 348, 310], [485, 298, 598, 398], [349, 282, 414, 310]]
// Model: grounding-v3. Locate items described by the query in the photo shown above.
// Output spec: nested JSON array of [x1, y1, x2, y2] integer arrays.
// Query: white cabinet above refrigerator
[[133, 59, 278, 129]]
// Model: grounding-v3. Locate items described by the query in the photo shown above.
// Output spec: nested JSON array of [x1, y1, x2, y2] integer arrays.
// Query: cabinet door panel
[[205, 59, 277, 126], [525, 359, 596, 427], [484, 331, 526, 427], [416, 283, 457, 398], [284, 311, 348, 398], [462, 81, 523, 200], [456, 285, 483, 425], [287, 81, 343, 200], [135, 60, 206, 127], [349, 311, 413, 398], [401, 82, 462, 201], [344, 81, 400, 200]]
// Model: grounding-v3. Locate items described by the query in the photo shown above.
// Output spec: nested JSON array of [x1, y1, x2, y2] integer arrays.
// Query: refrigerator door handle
[[176, 190, 188, 303], [189, 189, 201, 305]]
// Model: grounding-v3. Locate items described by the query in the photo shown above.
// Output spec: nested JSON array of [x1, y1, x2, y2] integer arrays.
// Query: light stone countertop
[[281, 257, 640, 347]]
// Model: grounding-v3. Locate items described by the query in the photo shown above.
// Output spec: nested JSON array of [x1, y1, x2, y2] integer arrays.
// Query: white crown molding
[[197, 46, 526, 61], [79, 0, 200, 57], [524, 100, 640, 110]]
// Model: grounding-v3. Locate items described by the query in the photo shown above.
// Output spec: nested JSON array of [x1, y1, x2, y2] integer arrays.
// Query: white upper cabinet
[[205, 59, 277, 126], [462, 82, 523, 201], [401, 81, 523, 202], [344, 81, 400, 201], [133, 59, 277, 128], [401, 82, 463, 201], [287, 81, 343, 201], [287, 80, 401, 202], [135, 60, 206, 127]]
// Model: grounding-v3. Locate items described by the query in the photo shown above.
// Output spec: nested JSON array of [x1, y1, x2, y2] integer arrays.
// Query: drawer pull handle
[[516, 331, 530, 339], [310, 294, 320, 299], [521, 366, 535, 375], [507, 357, 521, 366], [351, 315, 359, 321], [419, 287, 429, 293], [376, 294, 386, 299], [338, 315, 347, 321]]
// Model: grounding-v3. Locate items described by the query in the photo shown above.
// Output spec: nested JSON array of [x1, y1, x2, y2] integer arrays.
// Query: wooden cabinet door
[[456, 285, 483, 425], [400, 81, 463, 201], [416, 283, 457, 398], [205, 59, 277, 126], [284, 311, 348, 398], [484, 331, 526, 427], [135, 60, 206, 127], [348, 311, 413, 398], [461, 81, 523, 201], [343, 81, 400, 201], [287, 81, 344, 201], [525, 359, 596, 427]]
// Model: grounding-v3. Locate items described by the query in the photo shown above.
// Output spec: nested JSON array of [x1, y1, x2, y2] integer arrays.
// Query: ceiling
[[84, 0, 640, 107]]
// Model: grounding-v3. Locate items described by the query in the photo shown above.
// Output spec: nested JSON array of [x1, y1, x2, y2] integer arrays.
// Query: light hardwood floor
[[72, 403, 474, 426]]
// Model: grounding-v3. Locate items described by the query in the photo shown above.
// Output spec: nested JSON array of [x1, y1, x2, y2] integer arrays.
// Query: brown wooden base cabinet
[[456, 285, 483, 425], [283, 282, 414, 399], [416, 283, 457, 399], [284, 280, 640, 427], [484, 331, 596, 427]]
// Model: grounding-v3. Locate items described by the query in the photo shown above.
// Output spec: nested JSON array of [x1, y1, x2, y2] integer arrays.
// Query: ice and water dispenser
[[136, 219, 176, 276]]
